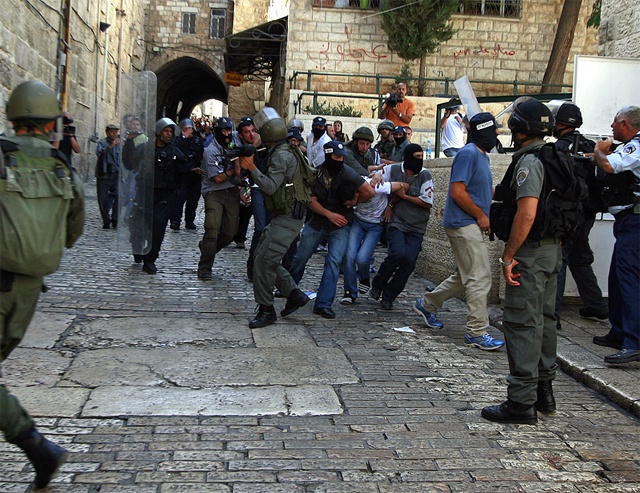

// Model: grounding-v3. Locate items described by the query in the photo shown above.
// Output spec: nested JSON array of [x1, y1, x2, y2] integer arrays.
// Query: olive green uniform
[[1, 135, 84, 442], [502, 140, 561, 406], [250, 142, 304, 306]]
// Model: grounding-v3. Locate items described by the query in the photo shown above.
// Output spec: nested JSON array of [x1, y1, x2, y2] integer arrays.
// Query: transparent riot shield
[[116, 71, 156, 255]]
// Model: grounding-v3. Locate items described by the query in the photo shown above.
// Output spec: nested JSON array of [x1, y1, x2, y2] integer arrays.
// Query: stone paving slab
[[61, 347, 358, 387], [81, 385, 343, 417], [1, 191, 639, 493]]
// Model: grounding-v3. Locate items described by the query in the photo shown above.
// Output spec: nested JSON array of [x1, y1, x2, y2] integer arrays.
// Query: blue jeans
[[606, 212, 640, 350], [289, 223, 350, 310], [443, 147, 460, 157], [343, 217, 383, 298], [247, 188, 272, 278], [372, 226, 424, 303]]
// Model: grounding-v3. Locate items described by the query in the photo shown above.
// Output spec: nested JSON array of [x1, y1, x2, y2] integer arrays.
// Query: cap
[[312, 116, 327, 127], [323, 140, 345, 157], [287, 129, 303, 141], [216, 117, 233, 130], [106, 123, 119, 131], [238, 116, 254, 130], [469, 112, 496, 133], [393, 126, 406, 134]]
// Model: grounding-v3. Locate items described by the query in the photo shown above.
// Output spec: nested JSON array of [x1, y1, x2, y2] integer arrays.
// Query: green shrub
[[303, 100, 362, 118]]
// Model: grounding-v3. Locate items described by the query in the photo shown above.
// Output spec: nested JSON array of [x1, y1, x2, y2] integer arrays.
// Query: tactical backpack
[[0, 136, 81, 277], [265, 143, 317, 217], [490, 142, 589, 243]]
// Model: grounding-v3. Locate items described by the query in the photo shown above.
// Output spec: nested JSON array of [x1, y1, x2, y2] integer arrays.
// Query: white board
[[573, 55, 640, 138]]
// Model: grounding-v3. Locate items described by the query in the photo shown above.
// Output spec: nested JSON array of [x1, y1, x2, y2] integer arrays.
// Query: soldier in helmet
[[239, 108, 311, 328], [374, 119, 395, 164], [344, 126, 376, 176], [482, 98, 560, 425], [1, 80, 85, 490]]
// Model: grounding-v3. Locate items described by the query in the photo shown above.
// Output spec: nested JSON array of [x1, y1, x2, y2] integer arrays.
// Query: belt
[[615, 206, 640, 219], [523, 237, 561, 247]]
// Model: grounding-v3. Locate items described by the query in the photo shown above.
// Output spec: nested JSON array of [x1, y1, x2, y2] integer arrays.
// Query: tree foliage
[[380, 0, 458, 61]]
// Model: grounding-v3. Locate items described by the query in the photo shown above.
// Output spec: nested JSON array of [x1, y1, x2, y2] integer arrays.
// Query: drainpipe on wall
[[59, 0, 72, 110], [115, 0, 126, 119]]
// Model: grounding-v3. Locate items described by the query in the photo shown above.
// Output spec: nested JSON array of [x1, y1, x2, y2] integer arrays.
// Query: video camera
[[223, 143, 256, 172], [385, 92, 400, 108], [63, 125, 76, 136]]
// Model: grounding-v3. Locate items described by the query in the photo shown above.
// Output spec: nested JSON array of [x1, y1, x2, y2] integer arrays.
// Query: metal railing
[[293, 91, 387, 118], [289, 70, 571, 97]]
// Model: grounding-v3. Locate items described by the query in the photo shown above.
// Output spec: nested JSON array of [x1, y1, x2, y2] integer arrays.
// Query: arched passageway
[[155, 57, 226, 122]]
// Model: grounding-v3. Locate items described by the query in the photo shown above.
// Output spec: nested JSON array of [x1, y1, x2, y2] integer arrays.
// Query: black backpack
[[491, 143, 589, 242]]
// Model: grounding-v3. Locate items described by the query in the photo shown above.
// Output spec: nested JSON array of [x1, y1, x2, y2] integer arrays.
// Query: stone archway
[[155, 57, 227, 122]]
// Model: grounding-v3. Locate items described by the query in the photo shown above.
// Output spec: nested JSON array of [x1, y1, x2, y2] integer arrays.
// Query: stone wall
[[598, 0, 640, 58], [1, 0, 147, 179], [286, 0, 598, 97]]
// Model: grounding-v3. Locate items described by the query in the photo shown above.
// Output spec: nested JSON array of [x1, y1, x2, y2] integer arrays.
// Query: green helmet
[[377, 119, 394, 133], [255, 108, 287, 143], [6, 80, 61, 122], [352, 126, 374, 143]]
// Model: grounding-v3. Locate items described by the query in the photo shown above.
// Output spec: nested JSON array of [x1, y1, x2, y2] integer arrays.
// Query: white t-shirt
[[306, 131, 332, 168], [355, 179, 392, 224], [441, 114, 466, 150]]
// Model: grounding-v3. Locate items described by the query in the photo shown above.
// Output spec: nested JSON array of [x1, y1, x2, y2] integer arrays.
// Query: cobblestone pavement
[[1, 189, 639, 493]]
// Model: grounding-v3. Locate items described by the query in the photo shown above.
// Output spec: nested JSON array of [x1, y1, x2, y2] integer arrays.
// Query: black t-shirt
[[308, 164, 365, 231]]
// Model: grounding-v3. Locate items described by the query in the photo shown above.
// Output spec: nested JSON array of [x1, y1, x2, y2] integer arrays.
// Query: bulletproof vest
[[602, 135, 640, 207], [174, 135, 203, 166], [154, 144, 181, 189]]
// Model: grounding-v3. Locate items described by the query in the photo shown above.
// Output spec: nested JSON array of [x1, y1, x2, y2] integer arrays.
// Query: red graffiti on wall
[[453, 44, 516, 60], [309, 25, 388, 69]]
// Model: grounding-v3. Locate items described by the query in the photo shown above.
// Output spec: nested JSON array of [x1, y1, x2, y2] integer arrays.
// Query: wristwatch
[[499, 257, 513, 267]]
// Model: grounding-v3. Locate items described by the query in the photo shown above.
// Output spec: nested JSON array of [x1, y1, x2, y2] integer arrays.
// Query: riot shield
[[116, 71, 156, 255]]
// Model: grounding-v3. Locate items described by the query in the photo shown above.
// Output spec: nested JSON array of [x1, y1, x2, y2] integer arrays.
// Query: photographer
[[379, 82, 415, 127], [53, 112, 81, 165], [197, 117, 242, 280]]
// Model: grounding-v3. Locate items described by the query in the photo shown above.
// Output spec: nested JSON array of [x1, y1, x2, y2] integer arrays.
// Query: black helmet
[[7, 80, 60, 122], [352, 126, 374, 143], [508, 98, 555, 137], [377, 119, 394, 133], [554, 103, 583, 128]]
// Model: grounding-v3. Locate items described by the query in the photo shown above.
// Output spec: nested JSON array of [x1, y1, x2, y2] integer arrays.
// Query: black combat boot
[[12, 428, 68, 489], [481, 400, 538, 425], [281, 289, 310, 317], [249, 304, 277, 329], [142, 261, 158, 274], [535, 380, 556, 413]]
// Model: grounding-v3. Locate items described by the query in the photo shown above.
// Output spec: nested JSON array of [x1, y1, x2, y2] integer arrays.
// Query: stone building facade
[[286, 0, 598, 97], [598, 0, 640, 58]]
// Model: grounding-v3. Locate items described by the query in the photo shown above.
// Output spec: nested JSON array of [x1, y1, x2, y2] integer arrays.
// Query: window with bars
[[458, 0, 521, 18], [182, 13, 197, 35], [210, 9, 226, 39]]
